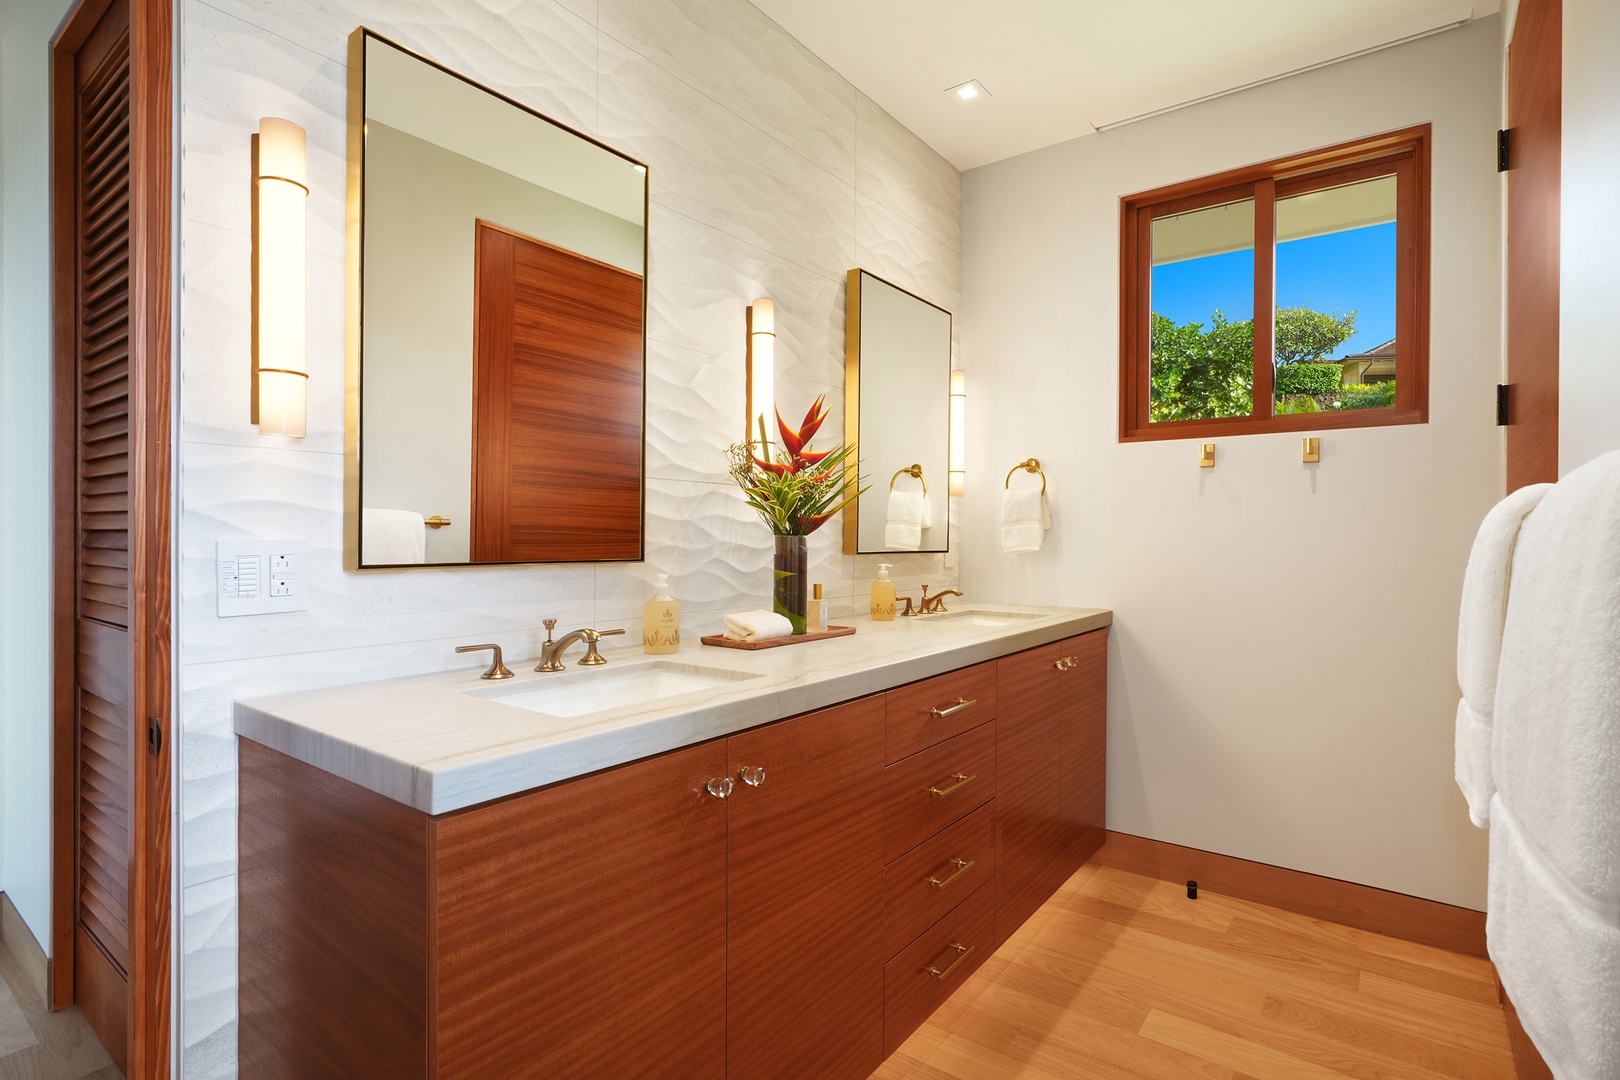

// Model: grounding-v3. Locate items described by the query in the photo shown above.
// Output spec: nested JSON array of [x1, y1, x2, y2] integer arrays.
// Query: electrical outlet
[[218, 540, 308, 617]]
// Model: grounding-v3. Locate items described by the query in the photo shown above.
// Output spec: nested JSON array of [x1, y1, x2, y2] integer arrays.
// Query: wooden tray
[[700, 625, 857, 650]]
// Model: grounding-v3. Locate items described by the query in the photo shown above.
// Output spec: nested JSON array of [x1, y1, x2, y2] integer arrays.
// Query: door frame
[[48, 0, 174, 1075]]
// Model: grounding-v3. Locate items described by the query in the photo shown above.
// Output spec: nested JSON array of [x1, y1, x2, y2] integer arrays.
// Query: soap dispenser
[[643, 573, 680, 654], [870, 564, 896, 621]]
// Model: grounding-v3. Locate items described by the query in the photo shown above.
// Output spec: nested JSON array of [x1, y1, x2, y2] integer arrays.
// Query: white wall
[[1559, 0, 1620, 473], [0, 0, 75, 953], [961, 18, 1502, 910], [175, 1, 959, 1075]]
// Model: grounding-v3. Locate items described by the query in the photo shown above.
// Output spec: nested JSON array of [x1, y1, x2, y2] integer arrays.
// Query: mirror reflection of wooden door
[[1505, 0, 1561, 491], [470, 221, 644, 563]]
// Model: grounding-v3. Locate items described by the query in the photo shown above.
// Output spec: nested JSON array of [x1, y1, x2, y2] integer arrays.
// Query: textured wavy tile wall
[[175, 0, 960, 1074]]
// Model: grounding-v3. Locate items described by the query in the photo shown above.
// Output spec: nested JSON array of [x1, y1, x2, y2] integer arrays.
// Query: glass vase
[[772, 534, 809, 635]]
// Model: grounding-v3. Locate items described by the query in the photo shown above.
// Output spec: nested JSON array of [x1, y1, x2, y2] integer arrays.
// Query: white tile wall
[[176, 0, 960, 1074]]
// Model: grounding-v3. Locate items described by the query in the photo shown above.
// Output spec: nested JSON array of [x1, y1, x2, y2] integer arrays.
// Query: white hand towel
[[362, 508, 426, 565], [1000, 486, 1051, 554], [1454, 481, 1551, 826], [723, 610, 793, 642], [921, 492, 933, 530], [885, 490, 925, 551]]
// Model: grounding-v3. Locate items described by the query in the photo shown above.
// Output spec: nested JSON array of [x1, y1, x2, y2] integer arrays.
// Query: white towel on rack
[[723, 610, 792, 642], [885, 490, 925, 551], [1000, 486, 1050, 554], [362, 508, 426, 565], [1454, 481, 1551, 826], [1488, 449, 1620, 1080]]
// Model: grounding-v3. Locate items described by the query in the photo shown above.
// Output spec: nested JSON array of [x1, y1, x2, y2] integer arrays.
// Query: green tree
[[1273, 306, 1357, 366]]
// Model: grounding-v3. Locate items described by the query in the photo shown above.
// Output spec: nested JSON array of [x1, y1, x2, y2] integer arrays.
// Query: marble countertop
[[234, 604, 1112, 815]]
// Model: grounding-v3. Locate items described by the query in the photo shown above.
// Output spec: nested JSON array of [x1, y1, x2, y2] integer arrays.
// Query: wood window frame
[[1119, 125, 1431, 442]]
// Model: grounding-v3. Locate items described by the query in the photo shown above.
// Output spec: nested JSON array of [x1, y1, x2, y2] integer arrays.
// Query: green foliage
[[1335, 381, 1397, 410], [1274, 363, 1344, 396], [1274, 395, 1320, 415], [1149, 311, 1254, 423], [1274, 307, 1358, 366]]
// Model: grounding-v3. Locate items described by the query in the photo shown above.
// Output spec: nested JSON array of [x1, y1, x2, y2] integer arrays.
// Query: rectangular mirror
[[843, 269, 952, 554], [348, 29, 648, 568]]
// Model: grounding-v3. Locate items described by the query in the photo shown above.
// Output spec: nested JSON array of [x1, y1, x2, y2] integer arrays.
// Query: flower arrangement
[[726, 396, 867, 537]]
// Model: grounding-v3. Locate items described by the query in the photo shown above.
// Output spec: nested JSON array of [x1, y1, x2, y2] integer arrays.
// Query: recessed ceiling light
[[947, 80, 988, 102]]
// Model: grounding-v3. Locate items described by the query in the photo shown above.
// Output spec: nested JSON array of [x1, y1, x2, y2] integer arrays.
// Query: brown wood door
[[1058, 629, 1108, 876], [432, 740, 729, 1079], [470, 220, 643, 562], [1506, 0, 1561, 490], [995, 643, 1065, 945], [50, 0, 172, 1073], [726, 699, 886, 1080]]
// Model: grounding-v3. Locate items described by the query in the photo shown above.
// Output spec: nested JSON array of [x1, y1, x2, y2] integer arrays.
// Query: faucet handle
[[898, 596, 919, 617], [578, 628, 626, 666], [456, 643, 515, 680], [543, 618, 557, 642]]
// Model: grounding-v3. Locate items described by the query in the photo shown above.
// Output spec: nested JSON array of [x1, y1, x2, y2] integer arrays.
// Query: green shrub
[[1274, 363, 1343, 396], [1337, 381, 1397, 410], [1275, 395, 1320, 414]]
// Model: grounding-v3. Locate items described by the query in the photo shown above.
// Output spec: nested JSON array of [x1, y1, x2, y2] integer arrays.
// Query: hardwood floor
[[874, 862, 1515, 1080], [0, 941, 119, 1080]]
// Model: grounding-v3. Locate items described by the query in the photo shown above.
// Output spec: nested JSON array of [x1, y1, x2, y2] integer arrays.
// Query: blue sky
[[1150, 222, 1396, 359]]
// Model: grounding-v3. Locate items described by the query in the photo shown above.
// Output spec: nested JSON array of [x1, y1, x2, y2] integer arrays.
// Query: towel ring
[[890, 464, 927, 496], [1004, 458, 1047, 496]]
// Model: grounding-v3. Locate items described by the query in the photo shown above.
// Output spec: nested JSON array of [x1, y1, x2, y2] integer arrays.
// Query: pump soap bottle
[[643, 573, 681, 654], [809, 583, 829, 633], [870, 564, 896, 621]]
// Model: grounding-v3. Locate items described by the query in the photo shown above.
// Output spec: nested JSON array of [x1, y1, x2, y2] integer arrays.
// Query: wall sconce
[[949, 369, 966, 496], [253, 117, 309, 437], [745, 298, 775, 448]]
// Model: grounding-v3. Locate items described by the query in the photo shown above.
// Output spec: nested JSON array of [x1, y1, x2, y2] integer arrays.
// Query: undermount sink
[[466, 660, 761, 719], [929, 608, 1045, 628]]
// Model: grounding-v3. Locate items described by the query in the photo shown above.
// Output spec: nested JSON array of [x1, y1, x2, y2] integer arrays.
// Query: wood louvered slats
[[72, 15, 133, 984]]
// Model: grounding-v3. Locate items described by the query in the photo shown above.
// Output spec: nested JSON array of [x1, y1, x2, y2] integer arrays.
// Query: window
[[1119, 126, 1430, 441]]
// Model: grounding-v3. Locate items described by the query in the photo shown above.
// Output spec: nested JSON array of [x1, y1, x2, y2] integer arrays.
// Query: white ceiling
[[750, 0, 1500, 171]]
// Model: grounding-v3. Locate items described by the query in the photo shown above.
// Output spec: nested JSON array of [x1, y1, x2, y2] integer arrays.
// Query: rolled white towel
[[885, 490, 925, 551], [1000, 486, 1051, 554], [723, 610, 793, 643], [1454, 481, 1550, 826], [362, 507, 426, 565]]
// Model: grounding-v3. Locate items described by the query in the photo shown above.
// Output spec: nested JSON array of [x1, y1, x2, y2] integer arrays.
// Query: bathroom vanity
[[235, 606, 1110, 1079]]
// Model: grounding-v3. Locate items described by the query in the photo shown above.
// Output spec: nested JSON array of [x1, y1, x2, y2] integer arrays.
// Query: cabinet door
[[432, 739, 730, 1080], [1059, 628, 1109, 876], [995, 642, 1066, 945], [727, 697, 886, 1080]]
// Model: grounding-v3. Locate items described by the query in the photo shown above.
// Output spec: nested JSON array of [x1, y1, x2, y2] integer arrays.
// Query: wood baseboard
[[1098, 831, 1487, 958], [0, 891, 50, 1005]]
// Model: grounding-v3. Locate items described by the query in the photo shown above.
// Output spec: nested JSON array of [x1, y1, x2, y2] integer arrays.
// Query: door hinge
[[148, 717, 163, 757], [1498, 129, 1511, 172], [1497, 384, 1511, 426]]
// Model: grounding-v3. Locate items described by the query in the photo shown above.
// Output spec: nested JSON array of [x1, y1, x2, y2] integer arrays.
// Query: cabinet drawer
[[883, 800, 996, 958], [885, 662, 998, 763], [883, 879, 995, 1058], [884, 721, 996, 862]]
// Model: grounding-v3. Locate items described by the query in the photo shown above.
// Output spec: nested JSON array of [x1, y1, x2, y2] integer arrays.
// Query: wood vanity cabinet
[[239, 627, 1108, 1079]]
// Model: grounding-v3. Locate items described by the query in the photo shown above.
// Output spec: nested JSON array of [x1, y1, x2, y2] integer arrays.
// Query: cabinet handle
[[927, 943, 975, 981], [1068, 655, 1080, 667], [738, 765, 767, 787], [1053, 659, 1066, 670], [929, 772, 977, 798], [930, 697, 978, 719], [927, 858, 976, 890], [705, 777, 734, 799]]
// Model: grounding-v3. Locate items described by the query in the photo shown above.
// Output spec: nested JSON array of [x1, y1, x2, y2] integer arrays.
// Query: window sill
[[1119, 407, 1426, 443]]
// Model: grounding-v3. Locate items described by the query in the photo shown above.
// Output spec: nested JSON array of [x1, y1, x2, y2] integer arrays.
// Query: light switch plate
[[217, 539, 309, 617]]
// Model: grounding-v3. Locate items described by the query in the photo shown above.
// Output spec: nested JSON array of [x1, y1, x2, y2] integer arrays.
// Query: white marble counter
[[234, 604, 1111, 815]]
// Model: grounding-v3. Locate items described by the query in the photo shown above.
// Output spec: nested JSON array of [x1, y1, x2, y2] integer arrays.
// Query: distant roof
[[1342, 338, 1397, 361]]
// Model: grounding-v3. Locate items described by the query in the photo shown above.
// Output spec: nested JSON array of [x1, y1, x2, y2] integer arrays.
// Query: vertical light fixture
[[254, 117, 309, 437], [746, 298, 775, 448], [949, 369, 966, 495]]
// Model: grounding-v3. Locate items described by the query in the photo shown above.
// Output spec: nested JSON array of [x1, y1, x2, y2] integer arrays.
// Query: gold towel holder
[[1004, 458, 1047, 495], [425, 515, 452, 529], [890, 463, 927, 496]]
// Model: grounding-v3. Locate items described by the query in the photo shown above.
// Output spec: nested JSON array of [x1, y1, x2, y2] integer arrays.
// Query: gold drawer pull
[[929, 773, 976, 799], [930, 697, 977, 719], [927, 943, 975, 981], [927, 858, 976, 890]]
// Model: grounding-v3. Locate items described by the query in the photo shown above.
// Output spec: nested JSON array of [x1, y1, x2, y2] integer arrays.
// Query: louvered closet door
[[66, 0, 135, 1063]]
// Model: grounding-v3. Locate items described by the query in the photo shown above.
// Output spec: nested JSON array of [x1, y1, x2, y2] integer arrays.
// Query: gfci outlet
[[217, 539, 309, 617]]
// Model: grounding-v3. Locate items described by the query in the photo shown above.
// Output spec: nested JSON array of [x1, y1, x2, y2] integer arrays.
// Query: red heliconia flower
[[794, 448, 833, 469], [776, 395, 830, 459], [800, 510, 836, 535], [775, 405, 805, 458], [753, 455, 792, 476]]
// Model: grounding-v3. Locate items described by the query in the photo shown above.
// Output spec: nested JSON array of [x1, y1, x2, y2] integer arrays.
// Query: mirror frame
[[344, 27, 651, 570], [842, 268, 953, 556]]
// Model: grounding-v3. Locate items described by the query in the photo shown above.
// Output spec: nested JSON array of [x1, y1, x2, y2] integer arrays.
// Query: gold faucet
[[917, 585, 963, 615], [536, 618, 627, 672]]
